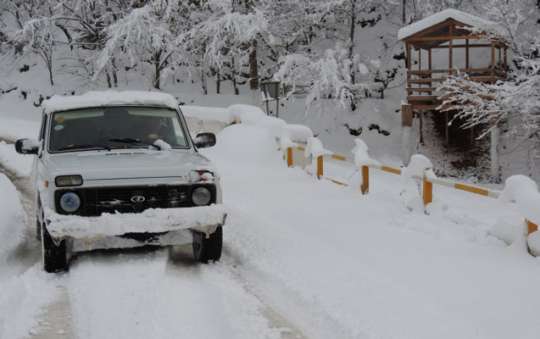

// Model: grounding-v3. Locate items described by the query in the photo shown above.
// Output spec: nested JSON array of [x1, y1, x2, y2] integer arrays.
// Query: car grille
[[55, 184, 216, 216]]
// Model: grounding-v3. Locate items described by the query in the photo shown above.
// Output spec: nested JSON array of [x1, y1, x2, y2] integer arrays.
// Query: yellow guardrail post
[[422, 176, 433, 207], [316, 155, 323, 179], [287, 147, 293, 167], [527, 220, 538, 235], [361, 165, 369, 194]]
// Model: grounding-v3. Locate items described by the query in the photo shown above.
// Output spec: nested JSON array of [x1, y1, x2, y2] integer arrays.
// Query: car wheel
[[41, 221, 69, 273], [192, 226, 222, 263]]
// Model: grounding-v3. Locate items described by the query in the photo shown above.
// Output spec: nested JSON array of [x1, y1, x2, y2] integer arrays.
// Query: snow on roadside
[[0, 117, 40, 142], [203, 122, 540, 339], [0, 174, 25, 262], [0, 141, 34, 177], [0, 173, 61, 339]]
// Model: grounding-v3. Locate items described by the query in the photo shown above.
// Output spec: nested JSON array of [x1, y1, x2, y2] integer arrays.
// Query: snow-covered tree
[[178, 0, 268, 95], [96, 0, 183, 89], [15, 17, 57, 85], [276, 46, 372, 111]]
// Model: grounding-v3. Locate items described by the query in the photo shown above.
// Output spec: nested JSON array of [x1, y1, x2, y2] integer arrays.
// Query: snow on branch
[[276, 47, 371, 111]]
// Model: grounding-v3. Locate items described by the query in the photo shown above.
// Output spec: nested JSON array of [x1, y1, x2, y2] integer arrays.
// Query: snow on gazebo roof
[[397, 9, 506, 41]]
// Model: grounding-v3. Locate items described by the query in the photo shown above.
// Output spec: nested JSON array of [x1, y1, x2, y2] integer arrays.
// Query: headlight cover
[[55, 175, 83, 187], [59, 192, 81, 213], [192, 187, 212, 206]]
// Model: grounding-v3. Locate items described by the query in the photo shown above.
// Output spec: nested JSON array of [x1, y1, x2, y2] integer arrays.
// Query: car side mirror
[[194, 133, 216, 148], [15, 138, 39, 155]]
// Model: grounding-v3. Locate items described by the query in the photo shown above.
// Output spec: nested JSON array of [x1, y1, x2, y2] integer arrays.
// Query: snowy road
[[2, 121, 540, 339], [0, 140, 305, 339]]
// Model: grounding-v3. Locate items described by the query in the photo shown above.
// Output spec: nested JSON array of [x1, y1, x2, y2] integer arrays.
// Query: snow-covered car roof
[[397, 9, 505, 41], [42, 91, 179, 114]]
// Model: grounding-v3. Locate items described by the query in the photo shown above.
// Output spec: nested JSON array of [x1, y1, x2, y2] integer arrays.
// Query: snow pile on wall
[[43, 90, 179, 113], [281, 124, 313, 144], [227, 104, 266, 125], [402, 154, 435, 180], [0, 174, 25, 263], [46, 205, 226, 240], [499, 175, 540, 255], [499, 175, 540, 225], [305, 137, 331, 158], [352, 138, 379, 167], [489, 216, 527, 246]]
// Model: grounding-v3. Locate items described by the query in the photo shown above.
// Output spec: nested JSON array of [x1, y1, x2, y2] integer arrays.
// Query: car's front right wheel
[[41, 221, 69, 273], [192, 226, 222, 263]]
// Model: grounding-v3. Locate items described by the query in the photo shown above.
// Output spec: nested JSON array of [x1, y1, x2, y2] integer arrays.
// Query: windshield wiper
[[58, 144, 111, 151], [108, 138, 161, 150]]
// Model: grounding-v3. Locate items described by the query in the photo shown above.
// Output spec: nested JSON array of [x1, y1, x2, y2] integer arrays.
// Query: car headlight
[[192, 187, 212, 206], [59, 192, 81, 213], [55, 175, 83, 187]]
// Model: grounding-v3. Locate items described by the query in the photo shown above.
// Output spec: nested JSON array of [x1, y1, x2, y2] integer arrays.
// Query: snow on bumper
[[45, 205, 227, 241]]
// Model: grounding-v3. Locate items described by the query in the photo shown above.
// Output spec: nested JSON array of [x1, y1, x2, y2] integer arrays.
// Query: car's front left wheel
[[192, 226, 222, 263], [41, 221, 69, 273]]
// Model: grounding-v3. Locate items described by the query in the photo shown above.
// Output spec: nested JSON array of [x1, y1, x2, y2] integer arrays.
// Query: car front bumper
[[45, 205, 227, 252]]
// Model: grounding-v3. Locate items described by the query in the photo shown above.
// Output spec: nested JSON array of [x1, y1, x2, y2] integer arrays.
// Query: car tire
[[41, 221, 69, 273], [192, 226, 222, 263]]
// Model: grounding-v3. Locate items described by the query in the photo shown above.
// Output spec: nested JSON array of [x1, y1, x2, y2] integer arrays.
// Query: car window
[[49, 106, 190, 152]]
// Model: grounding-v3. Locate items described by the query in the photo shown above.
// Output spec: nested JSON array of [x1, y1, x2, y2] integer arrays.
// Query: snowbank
[[352, 138, 379, 167], [489, 216, 527, 245], [305, 137, 331, 158], [42, 90, 179, 113], [46, 205, 227, 240], [528, 232, 540, 256], [227, 104, 266, 125], [0, 118, 40, 142], [281, 124, 313, 144], [499, 175, 540, 225], [402, 154, 435, 180], [208, 124, 283, 167], [0, 141, 34, 177], [0, 174, 25, 262]]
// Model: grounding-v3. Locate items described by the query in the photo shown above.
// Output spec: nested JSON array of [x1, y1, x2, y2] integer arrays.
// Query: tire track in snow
[[0, 148, 76, 339]]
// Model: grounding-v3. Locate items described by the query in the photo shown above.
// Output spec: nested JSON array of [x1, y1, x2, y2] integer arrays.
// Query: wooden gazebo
[[398, 9, 509, 127]]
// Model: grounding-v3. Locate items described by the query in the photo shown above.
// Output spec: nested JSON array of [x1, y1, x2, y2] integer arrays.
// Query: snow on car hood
[[45, 149, 214, 181]]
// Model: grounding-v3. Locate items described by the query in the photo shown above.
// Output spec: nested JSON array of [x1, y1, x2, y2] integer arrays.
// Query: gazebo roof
[[398, 9, 505, 41]]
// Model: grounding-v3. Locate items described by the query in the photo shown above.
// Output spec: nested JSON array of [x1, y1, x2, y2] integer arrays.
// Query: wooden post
[[418, 48, 422, 71], [445, 111, 449, 146], [316, 155, 323, 179], [361, 165, 369, 194], [465, 39, 470, 70], [448, 24, 453, 74], [527, 220, 538, 235], [406, 42, 412, 87], [490, 42, 496, 76], [287, 147, 293, 167], [401, 104, 413, 127], [428, 48, 432, 90], [422, 176, 433, 207]]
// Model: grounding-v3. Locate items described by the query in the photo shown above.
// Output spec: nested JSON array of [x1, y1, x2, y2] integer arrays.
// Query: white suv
[[15, 91, 226, 273]]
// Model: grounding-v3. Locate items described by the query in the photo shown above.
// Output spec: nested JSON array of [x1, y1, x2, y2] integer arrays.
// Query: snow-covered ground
[[1, 109, 539, 339]]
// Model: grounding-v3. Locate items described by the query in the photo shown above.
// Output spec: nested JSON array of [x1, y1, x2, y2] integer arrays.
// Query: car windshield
[[49, 106, 190, 152]]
